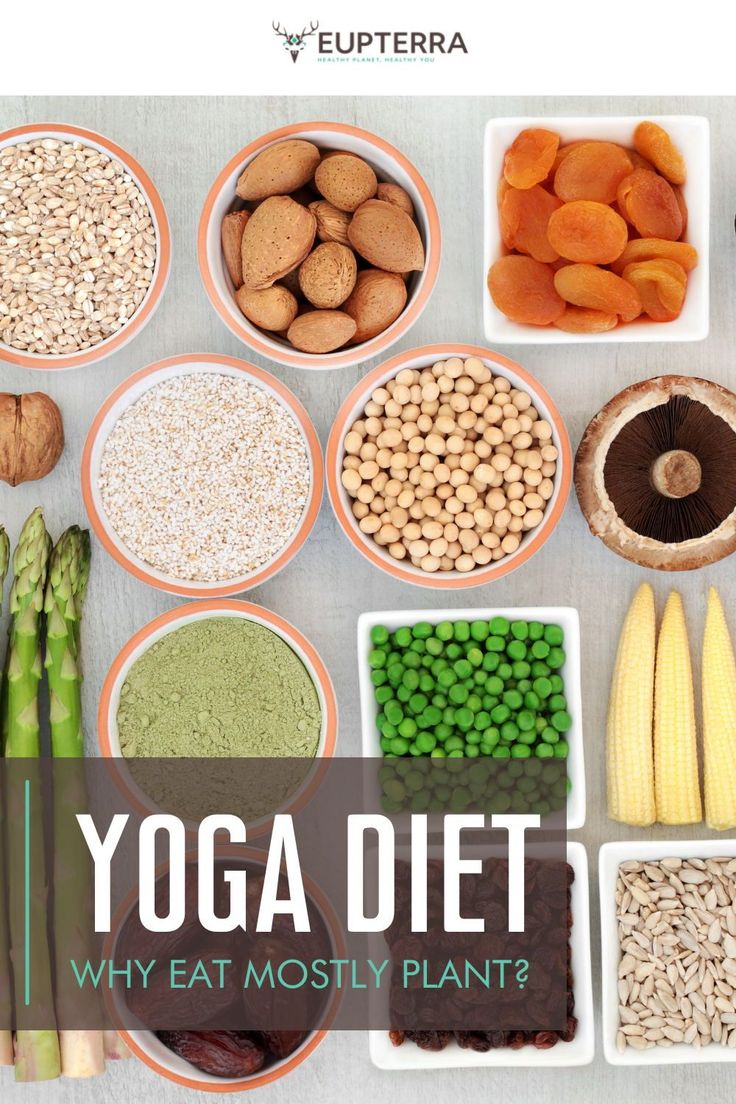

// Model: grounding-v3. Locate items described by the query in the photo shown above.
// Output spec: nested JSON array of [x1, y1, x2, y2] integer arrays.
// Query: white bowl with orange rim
[[197, 121, 441, 370], [109, 844, 342, 1092], [326, 344, 571, 589], [81, 353, 323, 597], [98, 599, 338, 818], [0, 122, 171, 371]]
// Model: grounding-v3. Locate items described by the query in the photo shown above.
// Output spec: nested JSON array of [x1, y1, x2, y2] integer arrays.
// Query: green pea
[[503, 689, 523, 710], [431, 747, 447, 758], [387, 663, 405, 685], [473, 670, 487, 686], [548, 693, 567, 712], [409, 693, 428, 714], [511, 744, 531, 758], [512, 660, 531, 679], [500, 721, 519, 742], [492, 745, 511, 759], [371, 625, 390, 647], [396, 685, 411, 703], [550, 674, 564, 694], [371, 669, 388, 686], [474, 710, 491, 731], [517, 710, 536, 732], [487, 635, 506, 653], [454, 658, 473, 679], [431, 657, 448, 676], [419, 673, 434, 693], [455, 707, 475, 732], [402, 668, 420, 690], [368, 648, 387, 668], [497, 662, 513, 681], [467, 647, 484, 669], [465, 729, 482, 745], [454, 621, 470, 642], [541, 726, 559, 744], [531, 639, 550, 659], [395, 627, 412, 647], [446, 642, 462, 660], [532, 676, 552, 698], [466, 693, 482, 713], [535, 743, 554, 758], [410, 638, 426, 654], [544, 624, 564, 646], [385, 701, 403, 726], [390, 735, 410, 755], [424, 636, 442, 657], [436, 620, 454, 641], [547, 647, 565, 670], [507, 639, 527, 661], [432, 693, 448, 709], [420, 654, 433, 669], [490, 616, 510, 635], [403, 650, 422, 669], [437, 668, 457, 689], [552, 710, 572, 733], [554, 740, 569, 758], [380, 737, 393, 754], [511, 620, 529, 641], [449, 684, 469, 705], [470, 620, 490, 642], [405, 770, 424, 792], [531, 660, 550, 677], [424, 705, 442, 726], [491, 703, 510, 724], [465, 744, 480, 758], [380, 722, 397, 740], [398, 717, 417, 739], [528, 621, 544, 641], [482, 652, 500, 672], [375, 685, 393, 705], [516, 730, 537, 745], [435, 723, 452, 742], [486, 675, 504, 696], [445, 736, 465, 753], [411, 621, 432, 639], [443, 707, 456, 725], [482, 727, 500, 748]]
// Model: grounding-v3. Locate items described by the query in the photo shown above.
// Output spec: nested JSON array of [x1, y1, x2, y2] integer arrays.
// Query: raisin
[[533, 1031, 559, 1049], [553, 263, 641, 322], [488, 255, 566, 325], [617, 169, 683, 240], [157, 1031, 266, 1078], [547, 200, 628, 264], [610, 237, 698, 275], [553, 141, 633, 204], [633, 121, 686, 185], [504, 128, 560, 190], [622, 259, 687, 322], [554, 306, 618, 333], [500, 185, 562, 262]]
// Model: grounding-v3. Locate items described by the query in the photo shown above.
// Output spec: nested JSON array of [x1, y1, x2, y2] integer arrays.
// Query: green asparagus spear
[[44, 527, 90, 758], [4, 508, 51, 759], [0, 527, 14, 1065], [46, 527, 104, 1077], [3, 509, 60, 1081]]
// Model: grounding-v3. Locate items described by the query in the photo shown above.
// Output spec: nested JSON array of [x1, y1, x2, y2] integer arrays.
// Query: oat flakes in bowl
[[0, 123, 170, 370], [82, 354, 323, 597]]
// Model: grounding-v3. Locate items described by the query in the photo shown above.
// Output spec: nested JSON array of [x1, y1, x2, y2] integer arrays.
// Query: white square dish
[[483, 115, 710, 344], [600, 838, 736, 1065], [368, 840, 594, 1069], [357, 606, 585, 830]]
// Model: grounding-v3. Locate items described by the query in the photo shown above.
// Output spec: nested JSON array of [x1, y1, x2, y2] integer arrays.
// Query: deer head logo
[[272, 20, 319, 63]]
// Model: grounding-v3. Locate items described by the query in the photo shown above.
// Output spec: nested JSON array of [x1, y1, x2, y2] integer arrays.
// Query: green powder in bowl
[[117, 617, 322, 758]]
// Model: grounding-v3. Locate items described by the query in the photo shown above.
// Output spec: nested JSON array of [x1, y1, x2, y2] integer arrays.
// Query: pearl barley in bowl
[[82, 354, 323, 597], [327, 345, 571, 588]]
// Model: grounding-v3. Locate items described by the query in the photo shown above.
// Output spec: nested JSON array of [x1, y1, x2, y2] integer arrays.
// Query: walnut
[[0, 392, 64, 486]]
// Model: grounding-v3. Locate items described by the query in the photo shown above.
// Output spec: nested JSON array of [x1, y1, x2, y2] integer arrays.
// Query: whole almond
[[376, 182, 414, 218], [309, 200, 351, 246], [235, 284, 298, 331], [315, 153, 377, 213], [221, 210, 250, 288], [287, 310, 357, 353], [348, 199, 425, 273], [240, 196, 316, 289], [299, 242, 357, 309], [343, 268, 408, 343], [236, 139, 320, 201]]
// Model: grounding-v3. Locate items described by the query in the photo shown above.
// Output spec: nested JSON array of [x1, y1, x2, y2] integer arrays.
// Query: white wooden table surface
[[1, 94, 734, 1103]]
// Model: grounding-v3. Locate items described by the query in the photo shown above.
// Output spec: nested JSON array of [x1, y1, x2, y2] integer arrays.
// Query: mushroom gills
[[603, 395, 736, 543]]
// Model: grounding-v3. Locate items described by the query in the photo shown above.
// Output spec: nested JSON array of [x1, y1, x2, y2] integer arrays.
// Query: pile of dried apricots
[[487, 121, 698, 332]]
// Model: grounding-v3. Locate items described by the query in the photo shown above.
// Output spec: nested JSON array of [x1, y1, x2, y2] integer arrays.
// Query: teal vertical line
[[24, 777, 30, 1007]]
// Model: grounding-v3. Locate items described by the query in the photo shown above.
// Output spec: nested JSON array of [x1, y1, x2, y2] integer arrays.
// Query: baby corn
[[702, 586, 736, 831], [607, 583, 656, 826], [654, 590, 701, 825]]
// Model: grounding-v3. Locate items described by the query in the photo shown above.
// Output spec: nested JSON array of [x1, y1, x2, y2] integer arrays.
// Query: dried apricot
[[674, 186, 688, 234], [626, 149, 655, 173], [488, 255, 565, 325], [504, 129, 560, 190], [633, 122, 686, 185], [553, 263, 641, 322], [500, 185, 562, 263], [610, 237, 698, 275], [554, 307, 618, 333], [553, 141, 633, 204], [622, 259, 687, 322], [547, 200, 628, 264], [617, 169, 683, 240]]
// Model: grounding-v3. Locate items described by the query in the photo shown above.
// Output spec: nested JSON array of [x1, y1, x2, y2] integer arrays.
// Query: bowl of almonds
[[0, 122, 170, 370], [198, 122, 441, 369], [327, 344, 571, 588]]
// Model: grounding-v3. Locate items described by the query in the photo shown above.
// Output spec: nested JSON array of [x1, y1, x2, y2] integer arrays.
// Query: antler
[[299, 20, 319, 38], [272, 20, 290, 40]]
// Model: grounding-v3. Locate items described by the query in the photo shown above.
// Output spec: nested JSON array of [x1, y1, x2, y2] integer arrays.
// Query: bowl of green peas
[[357, 607, 584, 829]]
